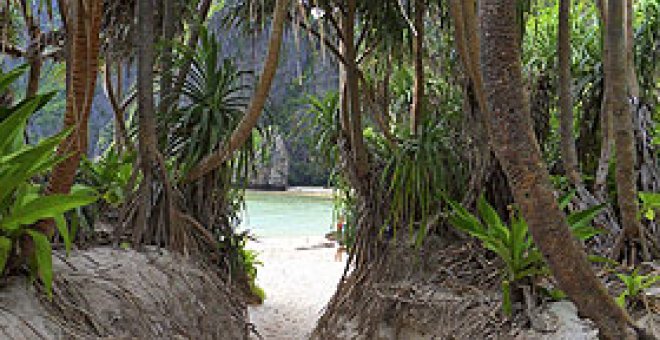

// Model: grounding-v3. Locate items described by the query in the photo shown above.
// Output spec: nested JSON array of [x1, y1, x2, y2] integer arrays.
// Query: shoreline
[[246, 186, 334, 199]]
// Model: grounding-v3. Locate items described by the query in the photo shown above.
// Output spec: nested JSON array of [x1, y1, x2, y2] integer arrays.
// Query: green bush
[[616, 268, 660, 309], [0, 66, 97, 296], [445, 193, 603, 315], [639, 192, 660, 222], [219, 232, 265, 303], [80, 149, 136, 206]]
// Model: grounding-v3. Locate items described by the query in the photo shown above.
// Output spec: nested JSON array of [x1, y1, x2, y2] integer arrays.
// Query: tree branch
[[0, 42, 25, 58], [296, 17, 395, 145], [184, 0, 289, 183]]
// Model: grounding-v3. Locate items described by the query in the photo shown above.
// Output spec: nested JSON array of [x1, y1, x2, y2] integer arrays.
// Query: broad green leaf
[[640, 192, 660, 206], [70, 210, 81, 242], [477, 195, 509, 242], [640, 276, 660, 290], [510, 214, 529, 267], [546, 288, 567, 300], [587, 255, 619, 266], [54, 215, 71, 256], [26, 230, 53, 298], [0, 98, 39, 155], [558, 190, 576, 210], [502, 281, 512, 316], [567, 204, 605, 230], [0, 129, 71, 203], [0, 65, 29, 94], [616, 293, 628, 308], [1, 191, 97, 232], [617, 273, 634, 288], [0, 236, 12, 274], [515, 267, 550, 281]]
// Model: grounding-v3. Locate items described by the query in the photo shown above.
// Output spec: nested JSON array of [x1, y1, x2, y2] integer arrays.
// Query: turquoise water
[[239, 191, 335, 238]]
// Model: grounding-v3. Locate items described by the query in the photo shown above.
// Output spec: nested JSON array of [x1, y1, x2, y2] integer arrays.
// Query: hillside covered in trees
[[0, 0, 659, 339]]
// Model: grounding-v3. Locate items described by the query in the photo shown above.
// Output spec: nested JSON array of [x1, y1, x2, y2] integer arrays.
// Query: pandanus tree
[[184, 0, 289, 182], [164, 28, 256, 246]]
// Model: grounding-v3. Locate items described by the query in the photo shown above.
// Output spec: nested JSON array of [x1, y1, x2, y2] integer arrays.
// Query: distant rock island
[[250, 132, 289, 190]]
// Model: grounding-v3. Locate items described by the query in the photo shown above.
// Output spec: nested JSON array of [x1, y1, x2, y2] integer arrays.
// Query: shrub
[[0, 66, 97, 296], [445, 193, 603, 315]]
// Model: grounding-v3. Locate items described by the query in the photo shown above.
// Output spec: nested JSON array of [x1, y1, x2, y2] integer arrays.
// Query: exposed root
[[0, 248, 248, 339], [313, 238, 505, 339]]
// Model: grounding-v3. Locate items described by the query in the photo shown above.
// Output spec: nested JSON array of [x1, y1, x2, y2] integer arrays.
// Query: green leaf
[[502, 280, 512, 316], [617, 273, 634, 287], [644, 209, 655, 221], [587, 255, 619, 266], [616, 292, 628, 308], [558, 190, 576, 210], [640, 276, 660, 290], [546, 288, 567, 300], [0, 65, 29, 94], [0, 98, 39, 155], [0, 128, 71, 203], [0, 236, 12, 274], [568, 204, 604, 229], [510, 213, 530, 268], [69, 211, 80, 243], [1, 190, 97, 232], [26, 230, 53, 299], [54, 215, 71, 256], [519, 249, 545, 271], [477, 195, 509, 242], [639, 192, 660, 207], [515, 266, 549, 281]]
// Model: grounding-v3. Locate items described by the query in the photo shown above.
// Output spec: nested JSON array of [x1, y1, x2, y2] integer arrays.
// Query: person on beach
[[335, 216, 346, 261]]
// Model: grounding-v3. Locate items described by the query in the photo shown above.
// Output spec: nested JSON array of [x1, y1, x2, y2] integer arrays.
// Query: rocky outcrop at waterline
[[250, 133, 290, 191], [0, 247, 248, 339]]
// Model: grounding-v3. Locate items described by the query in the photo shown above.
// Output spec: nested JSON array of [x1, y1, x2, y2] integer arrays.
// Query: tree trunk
[[160, 0, 176, 115], [22, 0, 41, 143], [558, 0, 581, 186], [25, 57, 41, 100], [609, 0, 647, 262], [344, 0, 368, 180], [382, 51, 392, 127], [626, 0, 640, 98], [24, 49, 41, 145], [136, 0, 158, 241], [479, 1, 638, 339], [44, 0, 102, 235], [184, 0, 289, 183], [338, 15, 350, 139], [104, 58, 129, 152], [594, 0, 614, 197], [461, 0, 486, 112], [410, 0, 425, 133]]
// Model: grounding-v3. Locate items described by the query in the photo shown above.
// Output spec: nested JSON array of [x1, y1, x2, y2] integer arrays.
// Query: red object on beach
[[336, 217, 344, 236]]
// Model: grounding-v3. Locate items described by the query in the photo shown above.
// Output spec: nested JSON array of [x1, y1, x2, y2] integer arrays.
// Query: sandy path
[[248, 237, 347, 340]]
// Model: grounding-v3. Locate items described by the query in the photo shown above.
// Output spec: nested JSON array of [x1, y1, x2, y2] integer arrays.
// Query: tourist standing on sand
[[335, 216, 345, 261]]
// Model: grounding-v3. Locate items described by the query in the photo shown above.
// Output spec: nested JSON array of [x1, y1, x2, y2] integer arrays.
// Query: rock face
[[0, 248, 248, 339], [250, 133, 289, 190]]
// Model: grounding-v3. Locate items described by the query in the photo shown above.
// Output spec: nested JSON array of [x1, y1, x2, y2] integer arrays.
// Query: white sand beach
[[248, 236, 347, 340]]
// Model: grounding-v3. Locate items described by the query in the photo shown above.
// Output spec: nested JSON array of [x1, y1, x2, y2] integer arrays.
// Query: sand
[[248, 236, 347, 340]]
